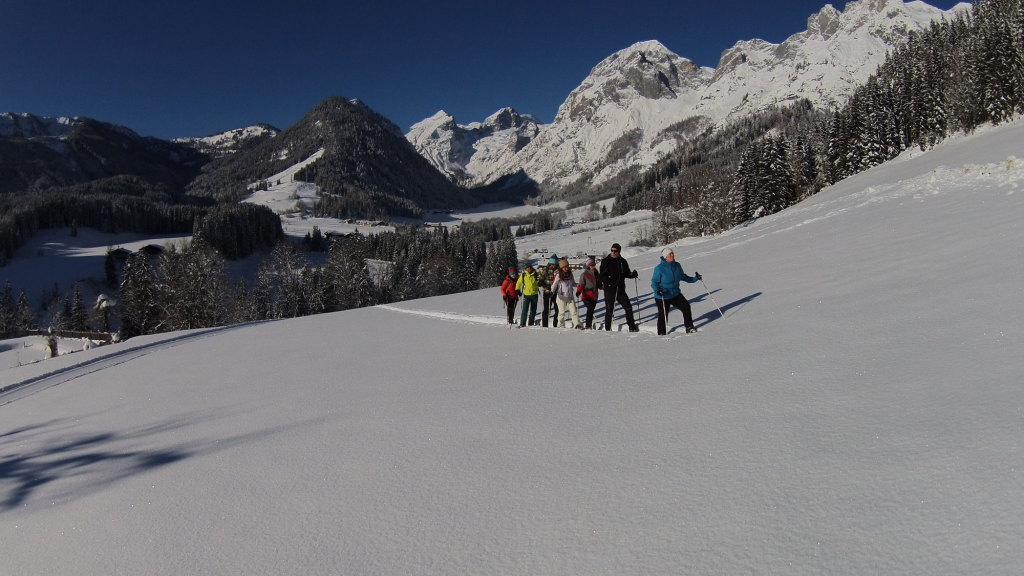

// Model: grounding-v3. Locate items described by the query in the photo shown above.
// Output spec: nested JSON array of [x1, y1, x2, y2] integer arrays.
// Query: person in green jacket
[[515, 264, 540, 327]]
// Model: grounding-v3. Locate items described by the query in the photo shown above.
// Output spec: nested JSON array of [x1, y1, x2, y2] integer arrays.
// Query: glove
[[657, 288, 663, 296], [631, 270, 638, 279], [695, 272, 702, 281]]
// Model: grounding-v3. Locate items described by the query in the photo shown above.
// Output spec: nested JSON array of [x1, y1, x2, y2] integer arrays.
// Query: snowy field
[[2, 118, 1023, 574]]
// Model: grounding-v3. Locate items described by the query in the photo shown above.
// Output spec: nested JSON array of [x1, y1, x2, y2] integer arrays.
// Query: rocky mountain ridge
[[409, 0, 970, 189]]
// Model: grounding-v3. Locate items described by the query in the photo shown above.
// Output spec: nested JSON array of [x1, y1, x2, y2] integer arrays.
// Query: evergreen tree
[[482, 242, 505, 288], [416, 252, 460, 297], [327, 235, 378, 310], [302, 267, 330, 315], [249, 266, 275, 320], [70, 284, 88, 331], [159, 240, 228, 331], [689, 179, 735, 237], [120, 252, 160, 338], [758, 136, 796, 214], [105, 248, 119, 288], [975, 0, 1024, 122], [15, 290, 35, 332], [732, 144, 760, 223], [225, 278, 254, 325], [0, 281, 13, 337]]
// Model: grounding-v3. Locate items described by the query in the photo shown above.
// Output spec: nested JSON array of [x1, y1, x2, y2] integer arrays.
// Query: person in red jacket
[[500, 268, 519, 325]]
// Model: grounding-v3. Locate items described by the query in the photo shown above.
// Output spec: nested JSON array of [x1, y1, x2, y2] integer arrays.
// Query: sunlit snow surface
[[2, 119, 1023, 574]]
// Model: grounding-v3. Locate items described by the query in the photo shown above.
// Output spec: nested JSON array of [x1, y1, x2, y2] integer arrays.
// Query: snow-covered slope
[[411, 0, 970, 188], [2, 118, 1023, 574], [173, 124, 278, 156]]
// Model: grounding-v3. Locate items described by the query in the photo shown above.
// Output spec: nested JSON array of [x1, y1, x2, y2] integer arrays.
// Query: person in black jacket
[[599, 243, 639, 332]]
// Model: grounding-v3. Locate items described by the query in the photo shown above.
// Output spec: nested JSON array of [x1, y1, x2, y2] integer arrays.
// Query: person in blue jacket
[[651, 247, 700, 335]]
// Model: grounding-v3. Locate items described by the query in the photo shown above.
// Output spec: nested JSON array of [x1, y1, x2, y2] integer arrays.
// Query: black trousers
[[505, 298, 518, 324], [655, 294, 694, 335], [541, 292, 556, 327], [581, 298, 597, 329], [603, 286, 636, 331]]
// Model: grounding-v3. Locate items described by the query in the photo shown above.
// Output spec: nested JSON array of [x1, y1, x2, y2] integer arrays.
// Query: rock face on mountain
[[486, 40, 713, 188], [409, 0, 967, 189], [406, 108, 542, 187]]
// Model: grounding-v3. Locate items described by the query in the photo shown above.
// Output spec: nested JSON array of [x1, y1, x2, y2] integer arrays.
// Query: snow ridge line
[[0, 323, 255, 405]]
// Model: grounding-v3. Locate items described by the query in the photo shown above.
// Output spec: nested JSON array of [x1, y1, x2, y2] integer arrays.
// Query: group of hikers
[[500, 243, 702, 335]]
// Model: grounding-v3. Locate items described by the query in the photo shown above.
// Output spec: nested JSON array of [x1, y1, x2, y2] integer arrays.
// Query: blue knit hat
[[548, 254, 558, 265]]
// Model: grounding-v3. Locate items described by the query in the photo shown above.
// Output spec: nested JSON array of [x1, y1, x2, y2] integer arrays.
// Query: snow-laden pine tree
[[972, 0, 1024, 123], [253, 243, 310, 319], [327, 235, 378, 311], [159, 240, 228, 331], [119, 252, 160, 338]]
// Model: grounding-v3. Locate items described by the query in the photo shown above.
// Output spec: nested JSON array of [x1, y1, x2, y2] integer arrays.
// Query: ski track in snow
[[0, 324, 257, 405], [376, 303, 700, 337]]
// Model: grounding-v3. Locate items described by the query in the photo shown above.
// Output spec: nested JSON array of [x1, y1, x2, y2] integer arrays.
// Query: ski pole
[[700, 277, 725, 319], [632, 277, 640, 323], [656, 294, 666, 333]]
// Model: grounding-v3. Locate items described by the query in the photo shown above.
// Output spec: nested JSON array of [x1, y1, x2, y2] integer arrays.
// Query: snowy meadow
[[2, 119, 1023, 574]]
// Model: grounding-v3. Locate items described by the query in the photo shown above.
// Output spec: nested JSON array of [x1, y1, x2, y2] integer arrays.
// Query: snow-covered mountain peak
[[409, 1, 967, 190], [407, 111, 457, 144], [0, 112, 79, 138], [558, 40, 709, 124], [174, 124, 279, 156], [806, 3, 844, 39], [479, 107, 537, 131]]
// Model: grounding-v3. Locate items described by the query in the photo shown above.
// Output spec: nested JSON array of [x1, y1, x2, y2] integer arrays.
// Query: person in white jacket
[[550, 259, 581, 329]]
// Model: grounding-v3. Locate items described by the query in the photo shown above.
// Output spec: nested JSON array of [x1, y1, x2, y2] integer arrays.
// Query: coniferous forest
[[111, 221, 517, 339]]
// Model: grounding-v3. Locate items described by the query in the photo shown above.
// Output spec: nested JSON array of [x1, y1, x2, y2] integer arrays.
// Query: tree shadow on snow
[[0, 412, 319, 512]]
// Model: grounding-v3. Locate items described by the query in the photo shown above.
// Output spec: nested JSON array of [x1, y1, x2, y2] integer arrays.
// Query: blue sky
[[2, 0, 963, 140]]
